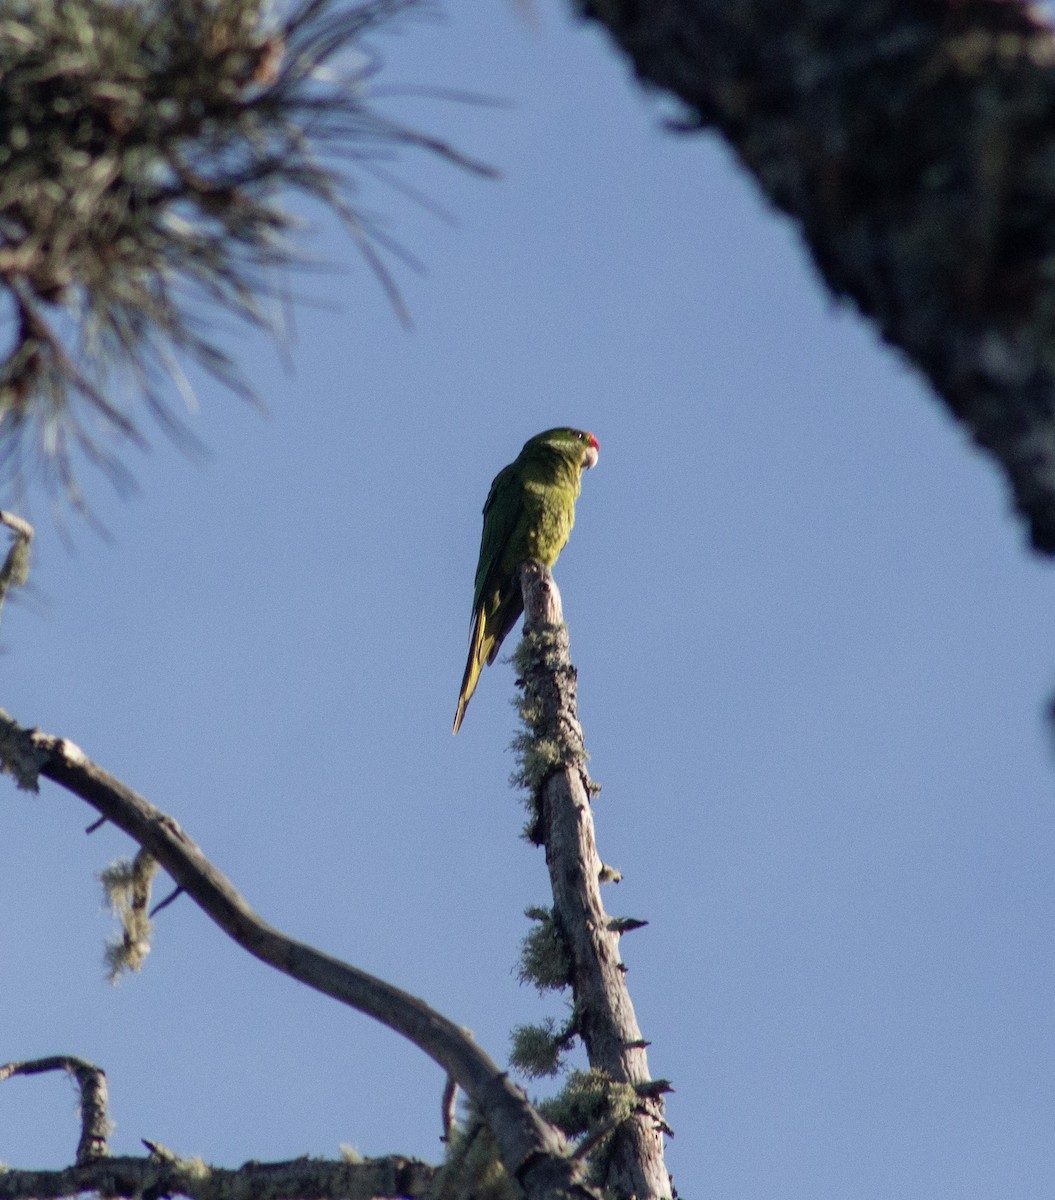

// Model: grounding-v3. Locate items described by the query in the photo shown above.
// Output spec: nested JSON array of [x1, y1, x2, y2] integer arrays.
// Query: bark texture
[[0, 1152, 435, 1200], [0, 1058, 110, 1164], [580, 0, 1055, 551], [517, 561, 671, 1199]]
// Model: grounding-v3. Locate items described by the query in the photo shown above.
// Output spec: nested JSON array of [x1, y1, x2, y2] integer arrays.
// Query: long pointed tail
[[453, 611, 487, 734]]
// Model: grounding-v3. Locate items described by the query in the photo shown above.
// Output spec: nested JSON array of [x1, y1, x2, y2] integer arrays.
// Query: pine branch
[[0, 0, 492, 504], [514, 560, 671, 1199], [0, 708, 597, 1200]]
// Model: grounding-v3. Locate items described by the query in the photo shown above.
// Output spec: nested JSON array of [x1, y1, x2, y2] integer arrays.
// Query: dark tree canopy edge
[[580, 0, 1055, 552]]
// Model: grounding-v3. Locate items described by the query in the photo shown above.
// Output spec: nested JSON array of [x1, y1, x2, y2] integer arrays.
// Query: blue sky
[[3, 4, 1055, 1197]]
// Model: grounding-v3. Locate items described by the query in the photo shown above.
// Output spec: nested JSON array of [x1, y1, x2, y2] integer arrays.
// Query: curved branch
[[0, 708, 596, 1200], [581, 0, 1055, 553], [0, 1057, 109, 1164]]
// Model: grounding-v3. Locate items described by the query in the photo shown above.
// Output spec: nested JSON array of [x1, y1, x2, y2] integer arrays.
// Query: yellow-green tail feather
[[453, 608, 490, 734]]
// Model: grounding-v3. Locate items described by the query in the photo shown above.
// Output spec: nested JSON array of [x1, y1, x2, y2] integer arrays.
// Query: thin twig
[[149, 884, 185, 917]]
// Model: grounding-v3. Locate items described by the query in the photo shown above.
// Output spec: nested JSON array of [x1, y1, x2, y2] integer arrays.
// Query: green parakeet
[[453, 427, 600, 734]]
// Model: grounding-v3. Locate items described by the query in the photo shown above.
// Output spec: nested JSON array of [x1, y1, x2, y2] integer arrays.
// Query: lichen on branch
[[510, 562, 671, 1197], [100, 849, 159, 980]]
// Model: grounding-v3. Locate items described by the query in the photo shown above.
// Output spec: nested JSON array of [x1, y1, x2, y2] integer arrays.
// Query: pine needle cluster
[[0, 0, 478, 503]]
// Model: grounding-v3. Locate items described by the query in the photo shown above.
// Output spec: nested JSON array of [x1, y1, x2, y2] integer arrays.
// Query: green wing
[[453, 462, 525, 734], [471, 461, 520, 616]]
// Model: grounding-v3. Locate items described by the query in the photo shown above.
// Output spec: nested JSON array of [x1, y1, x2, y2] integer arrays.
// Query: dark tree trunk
[[581, 0, 1055, 551]]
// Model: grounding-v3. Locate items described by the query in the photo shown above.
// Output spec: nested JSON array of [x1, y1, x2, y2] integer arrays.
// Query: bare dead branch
[[516, 561, 671, 1198], [0, 1057, 109, 1164], [0, 707, 598, 1200], [0, 1149, 434, 1200], [606, 917, 648, 935]]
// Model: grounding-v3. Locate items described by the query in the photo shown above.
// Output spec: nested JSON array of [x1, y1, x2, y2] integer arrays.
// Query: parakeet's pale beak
[[583, 433, 599, 469]]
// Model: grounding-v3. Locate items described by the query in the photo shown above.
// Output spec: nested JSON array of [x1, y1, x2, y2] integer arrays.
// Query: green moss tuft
[[509, 1019, 567, 1079], [517, 906, 572, 992], [538, 1068, 639, 1143]]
